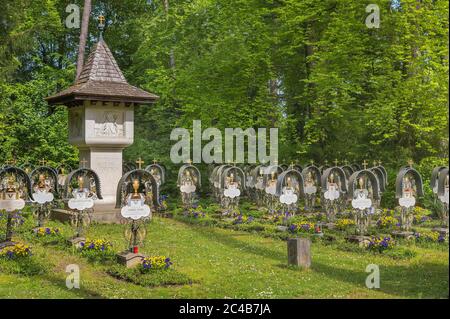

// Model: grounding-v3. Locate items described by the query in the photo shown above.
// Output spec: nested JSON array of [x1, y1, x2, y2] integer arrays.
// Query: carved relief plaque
[[94, 111, 124, 137]]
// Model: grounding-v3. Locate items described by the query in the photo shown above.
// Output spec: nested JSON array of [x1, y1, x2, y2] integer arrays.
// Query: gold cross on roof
[[98, 15, 105, 25], [153, 159, 158, 164], [378, 160, 382, 166], [136, 157, 145, 169], [310, 160, 314, 165], [344, 160, 349, 165], [362, 160, 368, 170], [80, 158, 88, 168], [334, 159, 339, 166], [373, 160, 378, 167], [39, 158, 47, 166]]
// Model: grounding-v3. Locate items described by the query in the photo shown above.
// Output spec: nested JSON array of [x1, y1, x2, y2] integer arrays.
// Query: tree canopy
[[0, 0, 448, 170]]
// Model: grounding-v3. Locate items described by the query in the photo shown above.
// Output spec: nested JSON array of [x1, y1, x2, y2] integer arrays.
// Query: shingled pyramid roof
[[46, 39, 158, 105]]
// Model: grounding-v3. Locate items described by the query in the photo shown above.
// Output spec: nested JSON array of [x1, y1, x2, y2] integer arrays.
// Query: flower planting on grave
[[376, 216, 399, 229], [366, 236, 394, 253], [34, 227, 60, 237], [414, 231, 447, 244], [142, 256, 173, 271], [79, 239, 115, 262], [289, 221, 321, 235], [335, 218, 356, 230], [107, 255, 192, 288], [0, 243, 32, 259]]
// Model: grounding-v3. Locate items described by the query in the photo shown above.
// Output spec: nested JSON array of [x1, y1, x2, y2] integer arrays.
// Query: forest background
[[0, 0, 448, 208]]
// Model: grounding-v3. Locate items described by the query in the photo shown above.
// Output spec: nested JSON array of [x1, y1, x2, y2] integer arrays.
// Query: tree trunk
[[76, 0, 92, 81], [163, 0, 175, 69]]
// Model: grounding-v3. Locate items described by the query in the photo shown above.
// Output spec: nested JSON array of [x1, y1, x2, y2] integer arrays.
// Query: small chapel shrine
[[46, 18, 159, 211]]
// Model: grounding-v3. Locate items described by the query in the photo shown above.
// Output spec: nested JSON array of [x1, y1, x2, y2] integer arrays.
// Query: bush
[[0, 243, 47, 276], [107, 264, 192, 287], [383, 247, 417, 260], [0, 256, 47, 276]]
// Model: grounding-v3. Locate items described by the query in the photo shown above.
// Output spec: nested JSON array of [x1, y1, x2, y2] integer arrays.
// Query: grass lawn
[[0, 216, 448, 299]]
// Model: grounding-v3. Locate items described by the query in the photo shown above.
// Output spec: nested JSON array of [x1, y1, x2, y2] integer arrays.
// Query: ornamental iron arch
[[177, 164, 201, 188], [301, 165, 321, 187], [262, 164, 284, 185], [144, 163, 166, 185], [376, 165, 388, 187], [347, 169, 380, 200], [370, 167, 386, 193], [275, 168, 305, 197], [431, 166, 448, 191], [395, 167, 424, 199], [65, 168, 103, 200], [220, 166, 246, 190], [115, 169, 160, 209], [437, 167, 449, 198], [0, 166, 33, 200], [340, 165, 354, 180], [30, 166, 59, 195], [321, 167, 348, 193]]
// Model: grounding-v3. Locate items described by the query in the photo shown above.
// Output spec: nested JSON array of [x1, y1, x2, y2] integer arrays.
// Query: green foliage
[[0, 0, 447, 192], [107, 264, 192, 287], [0, 255, 48, 276]]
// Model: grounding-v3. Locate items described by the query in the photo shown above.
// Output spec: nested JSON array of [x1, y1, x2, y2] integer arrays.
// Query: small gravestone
[[322, 167, 347, 223], [276, 166, 304, 216], [0, 167, 31, 247], [264, 165, 283, 214], [30, 165, 58, 228], [287, 238, 311, 268], [116, 163, 157, 268], [116, 251, 146, 268], [221, 166, 246, 214], [178, 162, 201, 211], [302, 162, 321, 212], [346, 234, 372, 247], [431, 167, 449, 234], [65, 166, 102, 245], [392, 161, 424, 239], [347, 162, 380, 238]]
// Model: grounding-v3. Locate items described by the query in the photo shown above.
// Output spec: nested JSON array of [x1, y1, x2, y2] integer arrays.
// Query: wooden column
[[287, 238, 311, 268]]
